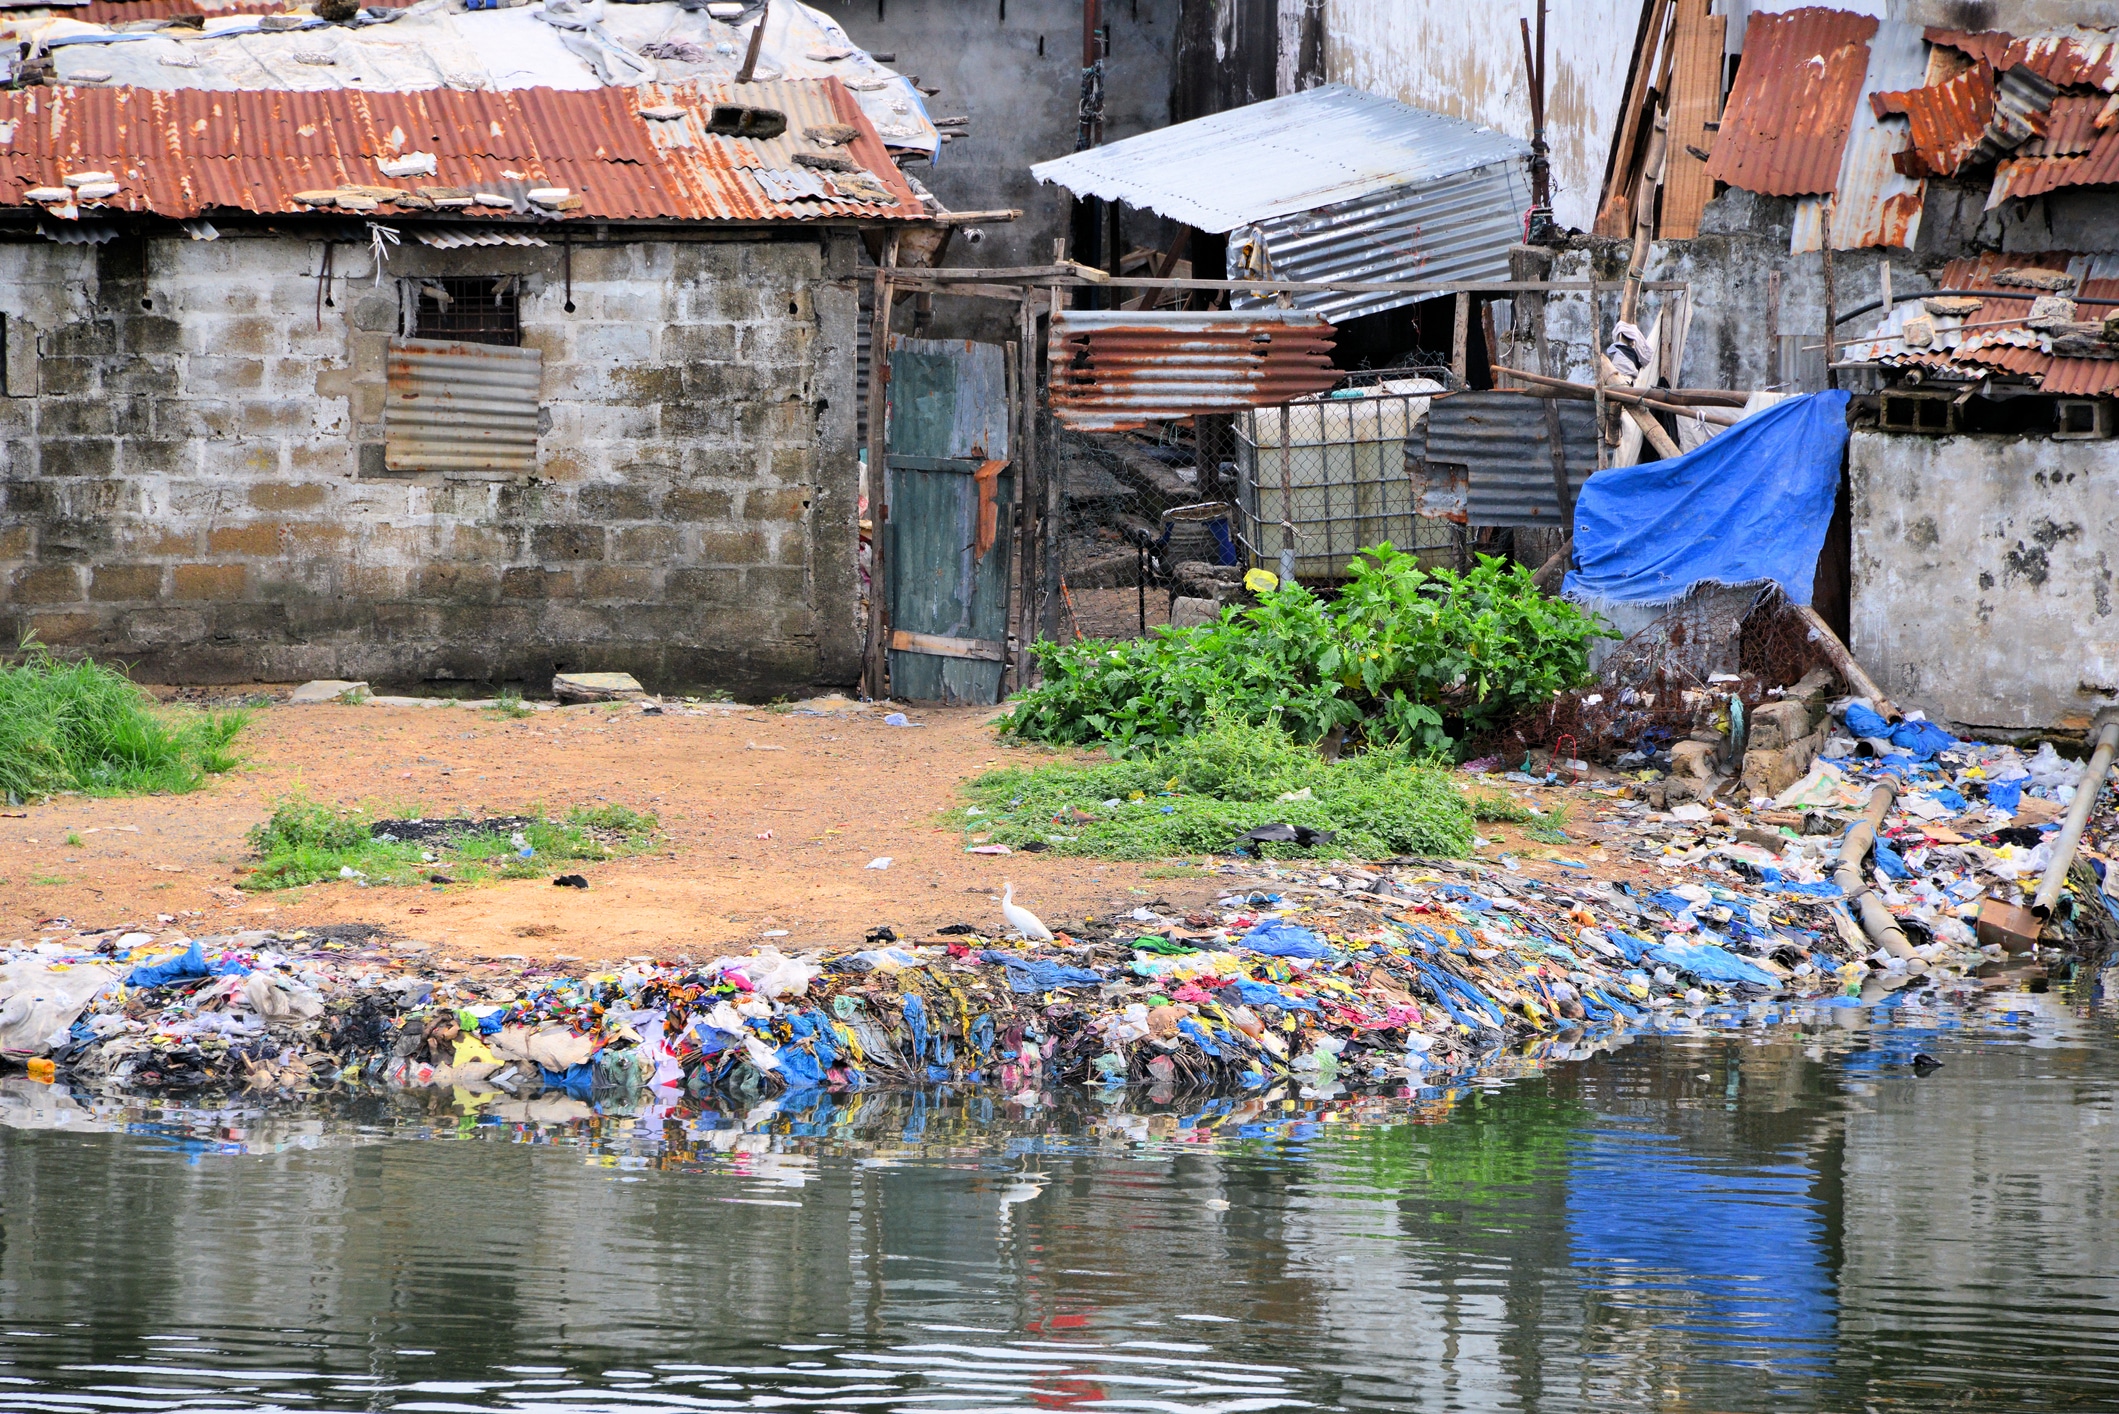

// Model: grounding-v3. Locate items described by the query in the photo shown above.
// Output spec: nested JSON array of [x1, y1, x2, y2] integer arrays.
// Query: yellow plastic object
[[1244, 568, 1280, 594], [25, 1058, 55, 1083]]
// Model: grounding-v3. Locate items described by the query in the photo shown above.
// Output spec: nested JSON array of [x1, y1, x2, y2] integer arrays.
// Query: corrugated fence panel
[[1425, 392, 1598, 529], [1047, 311, 1340, 432], [384, 338, 543, 473], [1237, 160, 1531, 323]]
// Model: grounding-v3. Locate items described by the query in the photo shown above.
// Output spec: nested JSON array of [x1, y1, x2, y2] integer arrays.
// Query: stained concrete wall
[[1322, 0, 1639, 236], [1848, 429, 2119, 732], [811, 0, 1179, 272], [0, 228, 862, 697]]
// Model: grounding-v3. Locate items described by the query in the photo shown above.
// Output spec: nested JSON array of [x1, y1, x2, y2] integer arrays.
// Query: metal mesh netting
[[1472, 587, 1841, 765]]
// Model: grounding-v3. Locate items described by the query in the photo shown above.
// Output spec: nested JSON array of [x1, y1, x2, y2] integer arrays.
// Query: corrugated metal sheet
[[2026, 94, 2107, 156], [1047, 311, 1339, 433], [1423, 393, 1597, 530], [1231, 158, 1531, 323], [1028, 84, 1529, 235], [385, 337, 542, 473], [1991, 119, 2119, 204], [1840, 252, 2119, 396], [412, 229, 549, 249], [1793, 13, 1928, 253], [1704, 7, 1877, 198], [1926, 26, 2119, 92], [1870, 61, 1994, 176], [0, 79, 923, 223], [70, 0, 415, 18]]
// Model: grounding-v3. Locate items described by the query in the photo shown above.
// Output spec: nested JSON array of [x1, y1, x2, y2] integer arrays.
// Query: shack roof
[[1027, 84, 1529, 235], [1840, 251, 2119, 397], [0, 0, 939, 158], [0, 77, 927, 224]]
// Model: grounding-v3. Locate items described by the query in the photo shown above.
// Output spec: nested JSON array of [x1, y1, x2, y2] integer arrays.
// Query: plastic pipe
[[1835, 781, 1919, 961], [2031, 714, 2119, 919]]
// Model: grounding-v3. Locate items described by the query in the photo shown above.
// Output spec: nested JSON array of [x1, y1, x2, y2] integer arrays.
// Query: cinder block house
[[0, 80, 925, 695]]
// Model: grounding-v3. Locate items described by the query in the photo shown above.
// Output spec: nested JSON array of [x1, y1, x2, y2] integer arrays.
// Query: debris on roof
[[0, 0, 940, 158], [1840, 252, 2119, 396], [0, 79, 926, 224]]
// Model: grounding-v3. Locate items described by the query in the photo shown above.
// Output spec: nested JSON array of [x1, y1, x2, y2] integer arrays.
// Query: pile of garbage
[[1, 680, 2107, 1104]]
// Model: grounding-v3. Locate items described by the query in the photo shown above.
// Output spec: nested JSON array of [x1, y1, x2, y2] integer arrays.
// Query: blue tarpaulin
[[1564, 391, 1850, 607], [124, 941, 249, 989]]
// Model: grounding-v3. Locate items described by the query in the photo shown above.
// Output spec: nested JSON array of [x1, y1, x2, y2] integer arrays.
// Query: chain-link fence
[[1045, 365, 1480, 639]]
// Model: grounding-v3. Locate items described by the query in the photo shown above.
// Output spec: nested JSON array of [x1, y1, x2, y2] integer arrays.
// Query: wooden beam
[[890, 629, 1005, 663], [860, 233, 901, 701]]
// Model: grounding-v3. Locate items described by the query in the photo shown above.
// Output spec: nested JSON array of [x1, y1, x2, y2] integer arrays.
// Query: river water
[[4, 985, 2118, 1414]]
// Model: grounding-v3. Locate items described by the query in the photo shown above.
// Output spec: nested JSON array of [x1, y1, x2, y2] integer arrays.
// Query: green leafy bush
[[958, 717, 1473, 861], [1003, 547, 1610, 757], [0, 641, 246, 799]]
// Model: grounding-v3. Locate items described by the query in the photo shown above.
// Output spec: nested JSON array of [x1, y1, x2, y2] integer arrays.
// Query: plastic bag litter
[[0, 960, 121, 1058], [1775, 759, 1851, 809], [241, 971, 324, 1022], [2027, 743, 2085, 791], [1237, 919, 1332, 959], [124, 941, 250, 989]]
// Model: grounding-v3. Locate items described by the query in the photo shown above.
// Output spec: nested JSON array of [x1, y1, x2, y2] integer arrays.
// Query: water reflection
[[1, 986, 2116, 1412]]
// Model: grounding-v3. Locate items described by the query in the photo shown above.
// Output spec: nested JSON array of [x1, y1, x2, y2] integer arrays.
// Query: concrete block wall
[[0, 227, 862, 696], [1849, 429, 2119, 734]]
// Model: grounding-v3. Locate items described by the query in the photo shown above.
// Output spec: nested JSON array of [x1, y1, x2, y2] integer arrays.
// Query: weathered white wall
[[1320, 0, 1640, 234], [1849, 429, 2119, 732]]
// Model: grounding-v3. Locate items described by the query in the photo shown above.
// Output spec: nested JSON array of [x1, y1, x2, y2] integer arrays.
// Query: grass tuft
[[953, 717, 1474, 862], [0, 640, 247, 800], [244, 796, 660, 890]]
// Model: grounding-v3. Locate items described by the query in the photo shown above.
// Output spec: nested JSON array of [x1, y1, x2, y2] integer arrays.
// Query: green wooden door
[[886, 337, 1014, 705]]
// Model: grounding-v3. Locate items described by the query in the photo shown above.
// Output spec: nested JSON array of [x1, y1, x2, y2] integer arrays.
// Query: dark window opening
[[412, 276, 521, 347]]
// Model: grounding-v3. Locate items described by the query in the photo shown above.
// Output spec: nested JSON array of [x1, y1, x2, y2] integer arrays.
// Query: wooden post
[[1881, 258, 1893, 320], [1040, 256, 1064, 641], [860, 233, 901, 701], [1014, 296, 1039, 689], [1277, 403, 1296, 582], [1451, 291, 1471, 385], [1822, 202, 1838, 391], [1589, 271, 1608, 470], [1482, 300, 1504, 387], [734, 0, 769, 83], [1767, 268, 1782, 389]]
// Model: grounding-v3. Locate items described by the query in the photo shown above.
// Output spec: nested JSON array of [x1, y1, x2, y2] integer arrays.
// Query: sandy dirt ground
[[0, 697, 1235, 960]]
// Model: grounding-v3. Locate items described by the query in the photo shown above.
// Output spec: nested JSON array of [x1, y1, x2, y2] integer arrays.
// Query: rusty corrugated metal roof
[[1046, 311, 1339, 433], [0, 79, 923, 223], [1872, 61, 1993, 176], [1927, 26, 2119, 92], [68, 0, 415, 20], [1991, 120, 2119, 203], [1704, 7, 1877, 197], [1847, 252, 2119, 396]]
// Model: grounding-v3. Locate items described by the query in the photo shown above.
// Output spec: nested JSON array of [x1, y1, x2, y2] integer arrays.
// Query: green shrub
[[958, 718, 1473, 861], [1003, 547, 1611, 758], [0, 641, 246, 799]]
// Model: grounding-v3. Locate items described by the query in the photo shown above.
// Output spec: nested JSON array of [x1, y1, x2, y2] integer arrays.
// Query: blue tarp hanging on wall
[[1563, 390, 1850, 607]]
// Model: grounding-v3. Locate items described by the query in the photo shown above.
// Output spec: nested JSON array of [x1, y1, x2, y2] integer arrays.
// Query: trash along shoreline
[[5, 692, 2110, 1109]]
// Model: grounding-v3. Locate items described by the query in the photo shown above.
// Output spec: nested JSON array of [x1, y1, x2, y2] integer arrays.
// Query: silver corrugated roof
[[1029, 85, 1531, 235], [1235, 158, 1531, 322]]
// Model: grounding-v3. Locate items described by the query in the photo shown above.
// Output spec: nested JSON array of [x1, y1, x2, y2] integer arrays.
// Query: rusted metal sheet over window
[[1423, 393, 1597, 530], [1047, 311, 1339, 433], [384, 338, 542, 474], [1704, 8, 1877, 197]]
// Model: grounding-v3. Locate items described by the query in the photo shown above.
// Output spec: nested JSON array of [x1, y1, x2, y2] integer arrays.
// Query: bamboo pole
[[860, 233, 900, 702]]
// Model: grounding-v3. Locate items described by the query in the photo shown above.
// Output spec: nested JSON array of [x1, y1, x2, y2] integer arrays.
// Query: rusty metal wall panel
[[1047, 311, 1339, 433], [1232, 157, 1530, 324], [0, 79, 923, 224], [1423, 392, 1597, 530], [384, 337, 542, 474], [1704, 8, 1876, 197], [1792, 14, 1927, 253], [1927, 26, 2119, 91], [1870, 62, 1993, 177]]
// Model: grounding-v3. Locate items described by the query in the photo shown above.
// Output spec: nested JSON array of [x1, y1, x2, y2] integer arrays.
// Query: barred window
[[411, 276, 521, 347]]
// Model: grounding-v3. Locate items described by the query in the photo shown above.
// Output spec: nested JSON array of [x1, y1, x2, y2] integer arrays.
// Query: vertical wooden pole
[[1822, 202, 1838, 391], [1040, 265, 1064, 641], [860, 233, 900, 701], [1451, 290, 1470, 385], [1589, 271, 1609, 471], [1015, 295, 1039, 689], [1767, 268, 1782, 389]]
